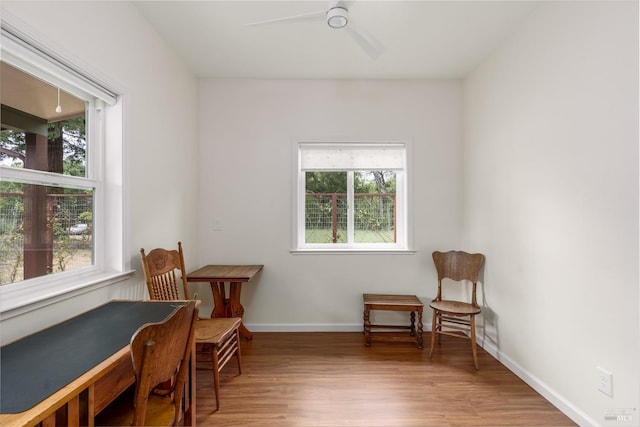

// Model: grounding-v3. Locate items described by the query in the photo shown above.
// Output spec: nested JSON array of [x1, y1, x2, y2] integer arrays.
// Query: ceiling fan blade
[[345, 25, 385, 60], [246, 10, 326, 26]]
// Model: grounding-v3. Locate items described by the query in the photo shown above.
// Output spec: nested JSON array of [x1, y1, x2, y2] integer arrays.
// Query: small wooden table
[[187, 264, 263, 341], [363, 294, 424, 349]]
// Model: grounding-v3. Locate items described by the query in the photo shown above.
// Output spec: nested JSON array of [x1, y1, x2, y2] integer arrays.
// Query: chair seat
[[195, 317, 241, 343], [429, 299, 481, 316]]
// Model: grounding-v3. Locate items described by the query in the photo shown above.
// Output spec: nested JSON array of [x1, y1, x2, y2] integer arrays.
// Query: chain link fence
[[305, 193, 396, 243], [0, 192, 93, 284]]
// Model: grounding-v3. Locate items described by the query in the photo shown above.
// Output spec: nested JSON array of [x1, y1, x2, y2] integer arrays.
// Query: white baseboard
[[246, 323, 363, 332], [245, 322, 597, 426]]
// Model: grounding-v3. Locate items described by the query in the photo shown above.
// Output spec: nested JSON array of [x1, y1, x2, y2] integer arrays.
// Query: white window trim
[[1, 21, 117, 106], [291, 138, 415, 254], [0, 19, 130, 315]]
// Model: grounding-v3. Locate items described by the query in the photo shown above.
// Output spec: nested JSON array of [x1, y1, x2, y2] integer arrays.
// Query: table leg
[[229, 282, 252, 341], [210, 282, 227, 318]]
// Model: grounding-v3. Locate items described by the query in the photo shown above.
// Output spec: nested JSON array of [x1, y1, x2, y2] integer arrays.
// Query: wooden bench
[[363, 294, 424, 348]]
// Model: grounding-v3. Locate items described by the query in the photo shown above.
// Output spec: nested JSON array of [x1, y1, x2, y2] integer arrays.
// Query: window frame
[[0, 20, 131, 316], [291, 139, 414, 254]]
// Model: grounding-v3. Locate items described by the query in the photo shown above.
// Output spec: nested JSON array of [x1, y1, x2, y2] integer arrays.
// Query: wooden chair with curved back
[[429, 250, 485, 370], [140, 242, 242, 411], [141, 243, 190, 301], [96, 300, 198, 426]]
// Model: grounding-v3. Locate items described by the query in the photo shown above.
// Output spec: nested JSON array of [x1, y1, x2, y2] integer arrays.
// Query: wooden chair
[[96, 300, 198, 426], [140, 242, 242, 411], [429, 250, 485, 369]]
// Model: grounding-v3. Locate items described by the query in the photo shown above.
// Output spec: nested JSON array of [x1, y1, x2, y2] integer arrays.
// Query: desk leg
[[68, 395, 80, 427], [210, 282, 227, 318], [229, 282, 252, 341], [42, 413, 56, 427], [87, 385, 95, 427]]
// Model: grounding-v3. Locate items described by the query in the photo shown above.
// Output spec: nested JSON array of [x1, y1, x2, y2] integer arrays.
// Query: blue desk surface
[[0, 300, 184, 414]]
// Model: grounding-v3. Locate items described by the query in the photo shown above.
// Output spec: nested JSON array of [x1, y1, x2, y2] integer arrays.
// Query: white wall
[[463, 2, 639, 425], [195, 79, 463, 327], [3, 2, 636, 424], [0, 1, 199, 341]]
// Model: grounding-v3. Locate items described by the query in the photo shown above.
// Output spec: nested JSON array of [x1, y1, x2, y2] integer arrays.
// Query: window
[[1, 64, 96, 284], [0, 22, 127, 313], [293, 141, 412, 252]]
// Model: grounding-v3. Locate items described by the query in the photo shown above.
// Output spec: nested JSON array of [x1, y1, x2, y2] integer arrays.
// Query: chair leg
[[470, 315, 479, 370], [234, 329, 242, 374], [429, 309, 438, 358], [211, 347, 220, 411]]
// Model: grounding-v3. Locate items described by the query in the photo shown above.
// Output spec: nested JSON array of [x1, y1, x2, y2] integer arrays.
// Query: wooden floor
[[194, 332, 576, 427]]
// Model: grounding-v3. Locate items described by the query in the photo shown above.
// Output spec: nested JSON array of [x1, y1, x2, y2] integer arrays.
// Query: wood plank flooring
[[194, 332, 576, 427]]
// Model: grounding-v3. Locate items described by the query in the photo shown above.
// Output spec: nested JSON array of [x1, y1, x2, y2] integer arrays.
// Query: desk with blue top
[[0, 300, 195, 427]]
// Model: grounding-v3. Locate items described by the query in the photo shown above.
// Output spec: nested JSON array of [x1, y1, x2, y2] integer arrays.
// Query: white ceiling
[[133, 0, 538, 80]]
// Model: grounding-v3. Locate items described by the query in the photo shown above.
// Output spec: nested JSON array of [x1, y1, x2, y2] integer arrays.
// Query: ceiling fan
[[246, 0, 384, 60]]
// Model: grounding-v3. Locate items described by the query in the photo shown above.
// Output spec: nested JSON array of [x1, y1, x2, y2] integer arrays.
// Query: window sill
[[290, 249, 416, 255], [0, 269, 135, 320]]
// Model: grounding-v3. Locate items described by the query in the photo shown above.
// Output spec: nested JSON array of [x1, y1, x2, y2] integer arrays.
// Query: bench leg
[[363, 305, 371, 346], [416, 310, 423, 349]]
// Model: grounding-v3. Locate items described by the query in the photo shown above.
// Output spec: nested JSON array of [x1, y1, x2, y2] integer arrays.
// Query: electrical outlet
[[596, 366, 613, 397], [213, 219, 223, 231]]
